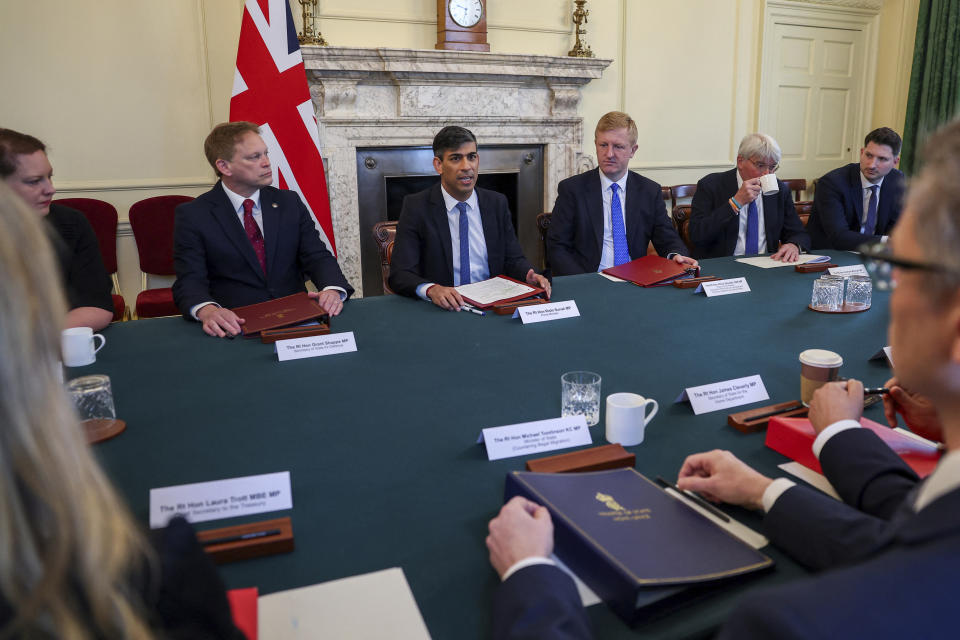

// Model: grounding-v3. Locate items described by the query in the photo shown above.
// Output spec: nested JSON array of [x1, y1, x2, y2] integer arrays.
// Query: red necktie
[[242, 198, 266, 275]]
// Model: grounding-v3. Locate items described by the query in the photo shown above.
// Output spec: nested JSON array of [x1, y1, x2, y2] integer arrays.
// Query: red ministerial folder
[[602, 255, 692, 287], [226, 587, 258, 640], [765, 416, 942, 478], [232, 292, 328, 336], [455, 275, 545, 309]]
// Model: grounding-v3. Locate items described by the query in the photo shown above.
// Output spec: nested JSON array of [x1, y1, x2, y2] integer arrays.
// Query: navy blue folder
[[505, 468, 773, 624]]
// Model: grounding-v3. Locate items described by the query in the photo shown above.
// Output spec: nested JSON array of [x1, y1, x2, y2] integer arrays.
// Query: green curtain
[[901, 0, 960, 175]]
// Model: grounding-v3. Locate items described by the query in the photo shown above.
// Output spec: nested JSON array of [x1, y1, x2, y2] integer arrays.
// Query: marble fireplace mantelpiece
[[301, 46, 612, 297]]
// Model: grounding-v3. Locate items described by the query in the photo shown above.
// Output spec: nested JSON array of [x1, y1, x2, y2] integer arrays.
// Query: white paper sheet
[[258, 568, 431, 640], [735, 254, 831, 269], [455, 276, 536, 306]]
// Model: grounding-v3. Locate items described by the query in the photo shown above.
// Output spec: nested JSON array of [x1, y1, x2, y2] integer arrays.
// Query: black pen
[[202, 529, 281, 546], [655, 476, 730, 523], [863, 387, 890, 396]]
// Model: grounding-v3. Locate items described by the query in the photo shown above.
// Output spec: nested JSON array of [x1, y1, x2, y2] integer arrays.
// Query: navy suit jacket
[[546, 168, 687, 276], [172, 183, 352, 316], [689, 168, 810, 259], [807, 163, 905, 250], [387, 184, 535, 298], [491, 429, 950, 640]]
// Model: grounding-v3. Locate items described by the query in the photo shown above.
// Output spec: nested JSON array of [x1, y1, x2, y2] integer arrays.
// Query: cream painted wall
[[0, 0, 919, 310]]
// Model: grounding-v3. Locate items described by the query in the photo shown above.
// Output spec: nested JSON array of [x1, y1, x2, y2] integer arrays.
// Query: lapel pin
[[272, 202, 278, 208]]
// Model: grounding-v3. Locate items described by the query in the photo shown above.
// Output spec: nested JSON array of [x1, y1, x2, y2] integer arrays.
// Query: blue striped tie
[[457, 202, 471, 285], [745, 200, 759, 255], [611, 184, 629, 266]]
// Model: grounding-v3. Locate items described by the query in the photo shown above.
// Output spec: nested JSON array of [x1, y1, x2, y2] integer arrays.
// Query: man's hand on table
[[197, 304, 244, 338], [309, 289, 344, 317], [427, 285, 466, 311], [770, 242, 800, 262], [672, 254, 699, 269], [486, 496, 554, 579], [808, 379, 864, 434], [883, 376, 943, 442], [676, 450, 772, 510], [525, 269, 551, 300]]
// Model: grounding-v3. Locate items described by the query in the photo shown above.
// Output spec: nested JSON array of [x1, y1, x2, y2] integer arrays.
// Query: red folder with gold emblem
[[602, 256, 694, 287], [233, 292, 328, 336]]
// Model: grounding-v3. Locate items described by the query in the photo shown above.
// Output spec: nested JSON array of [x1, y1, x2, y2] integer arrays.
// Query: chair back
[[782, 178, 808, 202], [129, 195, 193, 276], [795, 201, 813, 227], [54, 197, 119, 273], [372, 221, 398, 295], [672, 204, 696, 255], [670, 184, 697, 210], [536, 212, 552, 271], [661, 186, 672, 203]]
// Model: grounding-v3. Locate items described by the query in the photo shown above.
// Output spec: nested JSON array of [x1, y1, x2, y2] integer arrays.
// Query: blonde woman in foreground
[[0, 182, 243, 639]]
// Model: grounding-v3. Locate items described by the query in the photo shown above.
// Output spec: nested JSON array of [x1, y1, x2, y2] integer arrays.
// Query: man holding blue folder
[[487, 120, 960, 639]]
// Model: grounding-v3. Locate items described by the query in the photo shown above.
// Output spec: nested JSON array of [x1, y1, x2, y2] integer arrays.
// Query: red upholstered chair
[[54, 197, 128, 322], [128, 195, 193, 318]]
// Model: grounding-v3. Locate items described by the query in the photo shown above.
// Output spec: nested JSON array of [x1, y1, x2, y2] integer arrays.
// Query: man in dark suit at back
[[546, 111, 697, 276], [485, 120, 960, 639], [690, 133, 810, 260], [173, 121, 352, 337], [388, 126, 550, 310], [807, 127, 905, 250]]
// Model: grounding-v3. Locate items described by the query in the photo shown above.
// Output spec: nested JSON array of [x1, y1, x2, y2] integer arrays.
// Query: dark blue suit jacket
[[546, 168, 687, 276], [492, 429, 950, 640], [807, 162, 905, 250], [689, 168, 810, 259], [387, 184, 535, 298], [172, 183, 352, 316]]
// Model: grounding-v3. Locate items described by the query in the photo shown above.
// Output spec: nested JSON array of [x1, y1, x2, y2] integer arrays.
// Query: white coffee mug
[[61, 327, 106, 367], [759, 173, 779, 196], [605, 393, 659, 446]]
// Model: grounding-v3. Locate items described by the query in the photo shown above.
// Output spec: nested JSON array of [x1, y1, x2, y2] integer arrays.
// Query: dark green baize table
[[83, 254, 893, 639]]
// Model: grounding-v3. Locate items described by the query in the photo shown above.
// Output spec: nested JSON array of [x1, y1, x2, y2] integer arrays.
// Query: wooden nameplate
[[260, 320, 330, 343], [526, 444, 635, 473], [492, 298, 548, 315], [672, 275, 720, 288], [795, 262, 838, 273], [196, 516, 294, 564], [728, 401, 808, 433]]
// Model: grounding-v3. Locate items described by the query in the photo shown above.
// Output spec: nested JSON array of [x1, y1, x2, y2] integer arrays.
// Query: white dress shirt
[[597, 172, 630, 271], [733, 170, 767, 256], [416, 186, 490, 300]]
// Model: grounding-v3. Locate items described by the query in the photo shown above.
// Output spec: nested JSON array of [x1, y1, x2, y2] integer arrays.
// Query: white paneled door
[[759, 5, 876, 196]]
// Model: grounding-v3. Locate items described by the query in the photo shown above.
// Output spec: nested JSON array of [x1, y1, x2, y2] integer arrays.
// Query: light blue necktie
[[745, 200, 759, 255], [611, 183, 629, 266], [457, 202, 471, 285], [864, 184, 879, 235]]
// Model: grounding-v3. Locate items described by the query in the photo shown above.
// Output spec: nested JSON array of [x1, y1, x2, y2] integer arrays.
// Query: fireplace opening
[[357, 145, 544, 296]]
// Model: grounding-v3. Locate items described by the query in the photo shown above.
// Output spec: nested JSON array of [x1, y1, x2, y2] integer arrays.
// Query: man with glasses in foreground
[[487, 122, 960, 638], [689, 133, 809, 261]]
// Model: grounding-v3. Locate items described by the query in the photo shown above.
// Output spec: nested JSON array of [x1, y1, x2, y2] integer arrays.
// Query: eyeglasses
[[749, 158, 779, 173], [858, 242, 960, 290]]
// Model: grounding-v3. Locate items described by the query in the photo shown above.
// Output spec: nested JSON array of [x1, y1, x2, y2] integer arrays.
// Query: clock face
[[448, 0, 483, 28]]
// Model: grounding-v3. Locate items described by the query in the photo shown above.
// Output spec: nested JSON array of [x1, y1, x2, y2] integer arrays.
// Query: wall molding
[[55, 177, 213, 193], [317, 11, 570, 35]]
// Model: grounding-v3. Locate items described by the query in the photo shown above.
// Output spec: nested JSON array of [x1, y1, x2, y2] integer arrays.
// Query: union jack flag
[[230, 0, 337, 255]]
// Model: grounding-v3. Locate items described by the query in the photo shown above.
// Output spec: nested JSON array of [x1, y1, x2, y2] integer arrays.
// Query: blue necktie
[[745, 200, 759, 255], [457, 202, 471, 285], [611, 183, 629, 266], [864, 184, 879, 235]]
